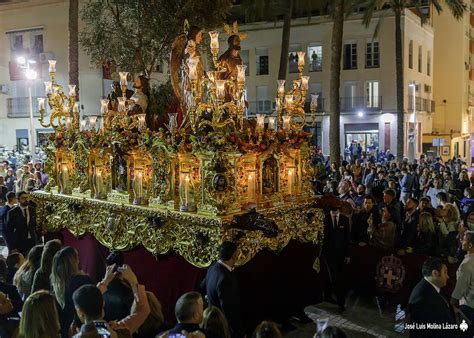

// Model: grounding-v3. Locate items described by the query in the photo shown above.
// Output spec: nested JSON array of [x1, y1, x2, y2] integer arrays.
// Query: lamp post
[[17, 57, 38, 162], [409, 81, 417, 161]]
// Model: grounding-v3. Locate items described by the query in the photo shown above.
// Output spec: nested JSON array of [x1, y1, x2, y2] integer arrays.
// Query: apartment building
[[430, 2, 474, 165], [238, 9, 434, 158]]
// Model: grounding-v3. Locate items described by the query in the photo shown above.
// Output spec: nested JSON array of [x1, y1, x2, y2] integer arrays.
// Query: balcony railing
[[246, 98, 325, 117], [7, 96, 41, 118], [407, 95, 435, 113], [340, 96, 382, 111]]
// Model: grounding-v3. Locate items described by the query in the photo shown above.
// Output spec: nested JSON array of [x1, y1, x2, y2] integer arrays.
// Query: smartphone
[[168, 334, 186, 338], [93, 321, 111, 338]]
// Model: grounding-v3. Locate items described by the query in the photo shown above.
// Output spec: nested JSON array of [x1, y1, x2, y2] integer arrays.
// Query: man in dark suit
[[0, 192, 16, 248], [408, 257, 457, 338], [201, 241, 244, 338], [5, 191, 38, 255], [322, 206, 351, 312]]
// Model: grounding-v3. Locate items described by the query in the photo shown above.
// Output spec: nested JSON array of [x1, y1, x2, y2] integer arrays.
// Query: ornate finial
[[224, 21, 247, 41]]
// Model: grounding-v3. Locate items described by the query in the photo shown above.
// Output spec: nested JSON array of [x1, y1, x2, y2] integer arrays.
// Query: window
[[366, 40, 379, 68], [343, 81, 357, 110], [257, 86, 271, 113], [307, 45, 322, 72], [240, 50, 250, 75], [256, 48, 269, 75], [409, 40, 413, 69], [6, 28, 44, 81], [418, 45, 422, 73], [288, 44, 301, 73], [365, 81, 379, 108], [427, 50, 431, 76], [424, 84, 431, 93], [343, 42, 357, 70]]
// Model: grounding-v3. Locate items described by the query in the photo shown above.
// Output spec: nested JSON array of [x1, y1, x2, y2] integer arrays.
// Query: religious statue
[[111, 143, 128, 193], [262, 157, 278, 194], [170, 21, 204, 116], [128, 75, 150, 116], [107, 81, 133, 111]]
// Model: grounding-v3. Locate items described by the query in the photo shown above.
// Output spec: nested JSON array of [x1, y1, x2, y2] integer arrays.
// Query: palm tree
[[329, 0, 345, 167], [362, 0, 466, 161], [278, 0, 295, 80], [69, 0, 79, 98]]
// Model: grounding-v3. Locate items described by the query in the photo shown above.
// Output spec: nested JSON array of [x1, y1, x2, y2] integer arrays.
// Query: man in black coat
[[5, 191, 38, 255], [322, 206, 351, 312], [408, 257, 457, 338], [201, 241, 244, 338], [397, 197, 419, 256], [0, 192, 16, 249]]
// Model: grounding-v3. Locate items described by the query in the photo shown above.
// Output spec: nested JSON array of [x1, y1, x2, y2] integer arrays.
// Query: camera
[[106, 251, 124, 273]]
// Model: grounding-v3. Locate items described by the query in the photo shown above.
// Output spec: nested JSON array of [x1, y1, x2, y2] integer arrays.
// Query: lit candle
[[137, 114, 146, 131], [80, 119, 86, 131], [277, 80, 285, 96], [236, 65, 247, 83], [215, 80, 226, 99], [61, 164, 69, 192], [117, 97, 126, 113], [268, 116, 275, 130], [119, 72, 129, 86], [256, 114, 265, 131], [247, 171, 255, 202], [283, 115, 291, 130], [209, 31, 220, 51], [297, 51, 305, 67], [101, 99, 109, 114], [48, 60, 56, 73], [285, 95, 294, 109], [311, 94, 319, 110], [73, 102, 79, 113], [65, 117, 72, 130], [89, 116, 97, 130], [134, 172, 143, 199], [275, 98, 281, 111], [301, 76, 310, 91], [95, 169, 103, 195], [184, 175, 190, 206], [37, 97, 45, 111], [288, 168, 294, 196], [187, 56, 200, 81], [44, 81, 52, 94], [68, 84, 76, 97]]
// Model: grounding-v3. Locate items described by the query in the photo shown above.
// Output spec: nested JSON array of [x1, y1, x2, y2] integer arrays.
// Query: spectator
[[18, 290, 60, 338], [201, 242, 244, 338], [466, 212, 474, 231], [452, 231, 474, 324], [73, 267, 150, 338], [414, 212, 437, 256], [419, 197, 435, 217], [397, 197, 419, 256], [0, 257, 22, 315], [51, 247, 93, 338], [460, 188, 474, 223], [13, 244, 43, 300], [133, 291, 164, 338], [164, 291, 218, 338], [0, 258, 22, 338], [426, 177, 445, 208], [353, 184, 366, 209], [6, 252, 24, 284], [352, 195, 380, 246], [338, 180, 355, 209], [4, 169, 15, 193], [408, 257, 455, 338], [368, 206, 396, 251], [399, 167, 414, 204], [0, 177, 7, 207], [253, 321, 282, 338], [201, 306, 232, 338], [0, 191, 16, 247], [436, 204, 460, 261], [31, 239, 62, 293], [381, 189, 402, 227]]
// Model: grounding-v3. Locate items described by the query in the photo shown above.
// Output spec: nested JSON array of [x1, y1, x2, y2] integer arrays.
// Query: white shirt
[[218, 260, 233, 272], [424, 277, 440, 293]]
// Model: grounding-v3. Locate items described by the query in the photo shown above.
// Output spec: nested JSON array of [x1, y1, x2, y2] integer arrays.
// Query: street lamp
[[17, 57, 38, 162], [409, 81, 417, 161]]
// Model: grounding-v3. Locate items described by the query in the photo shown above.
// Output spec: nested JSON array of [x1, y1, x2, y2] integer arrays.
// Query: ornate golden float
[[32, 22, 324, 267]]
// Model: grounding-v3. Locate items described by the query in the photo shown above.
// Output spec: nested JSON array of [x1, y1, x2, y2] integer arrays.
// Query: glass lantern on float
[[58, 161, 73, 195], [179, 170, 196, 212], [93, 165, 108, 200], [286, 165, 297, 201], [246, 169, 257, 208], [132, 167, 149, 206]]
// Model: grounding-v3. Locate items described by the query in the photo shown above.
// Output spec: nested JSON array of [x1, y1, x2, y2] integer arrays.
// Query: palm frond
[[442, 0, 468, 20]]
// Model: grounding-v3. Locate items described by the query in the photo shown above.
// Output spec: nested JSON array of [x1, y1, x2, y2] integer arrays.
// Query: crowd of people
[[5, 149, 474, 337]]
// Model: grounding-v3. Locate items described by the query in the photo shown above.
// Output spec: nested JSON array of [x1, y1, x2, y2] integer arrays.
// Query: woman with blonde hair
[[31, 239, 62, 292], [51, 247, 91, 338], [437, 203, 460, 262], [14, 244, 43, 299], [414, 212, 437, 256], [18, 290, 60, 338], [201, 305, 231, 338]]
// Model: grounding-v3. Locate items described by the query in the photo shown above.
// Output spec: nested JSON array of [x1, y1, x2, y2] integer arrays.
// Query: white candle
[[117, 97, 126, 113], [119, 72, 129, 86], [89, 116, 97, 130], [96, 170, 103, 195], [68, 84, 76, 97], [135, 172, 143, 199], [288, 168, 294, 196], [37, 97, 45, 111], [137, 114, 146, 131], [311, 94, 319, 110], [80, 119, 86, 131], [247, 172, 255, 201], [277, 80, 285, 96], [101, 99, 109, 114], [184, 175, 190, 206], [301, 76, 310, 91], [65, 117, 72, 130], [62, 165, 69, 191], [237, 65, 247, 83], [256, 114, 265, 131], [44, 82, 52, 94], [209, 31, 220, 50], [268, 117, 275, 130], [283, 115, 291, 130], [216, 80, 226, 99], [73, 102, 79, 113], [285, 95, 294, 109], [48, 60, 56, 73], [297, 51, 306, 67]]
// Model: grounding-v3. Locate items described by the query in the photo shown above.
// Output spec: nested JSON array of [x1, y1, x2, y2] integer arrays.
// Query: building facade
[[430, 2, 474, 165]]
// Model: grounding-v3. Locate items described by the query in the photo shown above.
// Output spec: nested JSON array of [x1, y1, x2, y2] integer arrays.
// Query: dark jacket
[[0, 281, 23, 315], [31, 268, 51, 293], [352, 208, 381, 244], [400, 173, 415, 193], [0, 204, 12, 239], [322, 213, 351, 260], [5, 205, 38, 254], [408, 278, 457, 338], [398, 210, 419, 250], [59, 274, 93, 338], [414, 231, 437, 256], [167, 323, 221, 338], [200, 262, 243, 338]]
